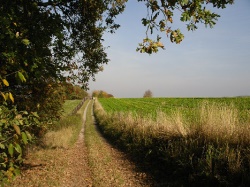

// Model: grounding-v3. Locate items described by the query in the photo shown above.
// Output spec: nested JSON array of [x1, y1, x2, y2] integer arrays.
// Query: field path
[[85, 101, 153, 187], [59, 100, 92, 186], [9, 100, 153, 186], [60, 100, 153, 186]]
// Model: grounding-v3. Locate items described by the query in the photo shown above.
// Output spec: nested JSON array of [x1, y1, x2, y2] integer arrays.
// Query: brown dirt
[[7, 102, 154, 187], [60, 128, 92, 187]]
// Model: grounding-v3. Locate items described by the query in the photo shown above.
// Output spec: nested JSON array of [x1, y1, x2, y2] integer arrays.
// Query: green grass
[[99, 97, 250, 123], [9, 99, 90, 187], [44, 99, 89, 148], [85, 101, 132, 186], [95, 98, 250, 186], [62, 99, 82, 116]]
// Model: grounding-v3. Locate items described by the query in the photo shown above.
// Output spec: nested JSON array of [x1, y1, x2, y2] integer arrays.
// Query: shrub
[[0, 104, 40, 184]]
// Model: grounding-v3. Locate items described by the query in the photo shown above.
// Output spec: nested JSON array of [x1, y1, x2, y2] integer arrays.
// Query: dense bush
[[0, 104, 40, 184], [0, 77, 66, 183]]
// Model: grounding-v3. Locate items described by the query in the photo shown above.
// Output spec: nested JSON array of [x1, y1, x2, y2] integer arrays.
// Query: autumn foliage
[[92, 90, 114, 98]]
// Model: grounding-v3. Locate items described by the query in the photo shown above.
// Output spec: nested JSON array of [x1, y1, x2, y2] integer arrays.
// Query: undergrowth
[[43, 99, 88, 148], [7, 99, 88, 186]]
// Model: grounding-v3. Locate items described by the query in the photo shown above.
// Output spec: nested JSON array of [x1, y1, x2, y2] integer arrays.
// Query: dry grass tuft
[[199, 102, 250, 144], [43, 127, 73, 149]]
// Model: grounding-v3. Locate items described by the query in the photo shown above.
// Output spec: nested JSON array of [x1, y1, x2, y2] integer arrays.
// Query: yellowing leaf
[[5, 93, 9, 100], [0, 143, 5, 149], [25, 131, 32, 141], [15, 114, 22, 119], [157, 42, 164, 48], [22, 39, 30, 45], [2, 79, 9, 86], [0, 92, 6, 101], [31, 112, 39, 118], [13, 124, 21, 135], [9, 92, 14, 103], [16, 32, 20, 38]]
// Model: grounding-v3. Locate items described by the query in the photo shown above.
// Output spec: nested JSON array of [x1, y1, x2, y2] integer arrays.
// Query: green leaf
[[31, 112, 39, 118], [25, 131, 32, 141], [14, 168, 21, 175], [17, 72, 26, 82], [0, 143, 5, 149], [22, 39, 30, 45], [14, 143, 22, 154], [22, 111, 28, 115], [8, 143, 14, 157], [21, 132, 28, 144]]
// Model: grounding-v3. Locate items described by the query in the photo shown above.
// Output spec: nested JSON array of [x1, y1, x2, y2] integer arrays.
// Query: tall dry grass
[[94, 99, 250, 186], [43, 100, 88, 148]]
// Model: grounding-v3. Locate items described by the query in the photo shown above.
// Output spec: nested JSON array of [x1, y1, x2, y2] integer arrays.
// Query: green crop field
[[95, 97, 250, 185], [98, 97, 250, 122]]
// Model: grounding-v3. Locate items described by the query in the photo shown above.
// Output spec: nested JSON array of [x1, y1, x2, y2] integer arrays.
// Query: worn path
[[60, 100, 92, 187], [9, 100, 153, 187]]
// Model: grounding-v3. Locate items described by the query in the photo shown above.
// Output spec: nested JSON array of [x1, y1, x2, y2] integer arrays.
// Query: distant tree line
[[92, 90, 114, 98], [62, 82, 88, 100]]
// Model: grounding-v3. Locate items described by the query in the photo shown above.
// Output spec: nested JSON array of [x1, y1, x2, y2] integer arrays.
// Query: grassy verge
[[43, 99, 88, 148], [62, 100, 83, 116], [94, 99, 250, 186]]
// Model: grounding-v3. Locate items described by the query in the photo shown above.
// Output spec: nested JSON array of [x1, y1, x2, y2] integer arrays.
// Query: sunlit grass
[[85, 101, 134, 186], [94, 99, 250, 186], [43, 100, 88, 148], [10, 99, 89, 187], [62, 100, 82, 116]]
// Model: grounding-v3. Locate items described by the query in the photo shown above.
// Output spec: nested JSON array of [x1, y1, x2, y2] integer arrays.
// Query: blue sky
[[89, 0, 250, 98]]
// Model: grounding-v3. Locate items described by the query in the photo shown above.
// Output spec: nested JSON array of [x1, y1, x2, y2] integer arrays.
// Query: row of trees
[[63, 82, 88, 100], [0, 0, 120, 181], [0, 0, 234, 183], [92, 90, 114, 98]]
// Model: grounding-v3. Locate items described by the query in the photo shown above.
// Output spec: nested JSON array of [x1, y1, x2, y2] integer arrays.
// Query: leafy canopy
[[0, 0, 234, 93], [136, 0, 234, 54], [0, 0, 128, 90]]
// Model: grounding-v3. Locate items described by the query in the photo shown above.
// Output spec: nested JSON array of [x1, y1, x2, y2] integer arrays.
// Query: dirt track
[[9, 100, 153, 187]]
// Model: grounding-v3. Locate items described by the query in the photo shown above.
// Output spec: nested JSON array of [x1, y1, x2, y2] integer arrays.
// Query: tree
[[0, 0, 235, 104], [0, 0, 235, 98], [92, 90, 114, 98], [136, 0, 234, 54], [143, 89, 153, 98], [0, 0, 123, 180]]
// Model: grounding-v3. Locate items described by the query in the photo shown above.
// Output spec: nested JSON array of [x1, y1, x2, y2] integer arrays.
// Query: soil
[[8, 101, 153, 187]]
